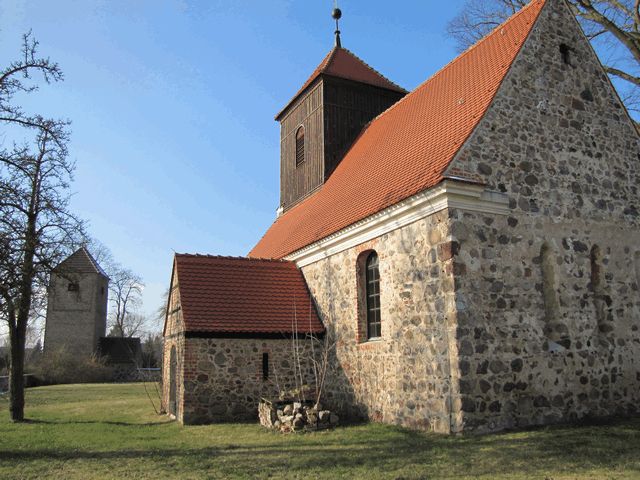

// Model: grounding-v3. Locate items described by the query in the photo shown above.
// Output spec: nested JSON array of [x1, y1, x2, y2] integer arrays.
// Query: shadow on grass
[[22, 418, 170, 427], [2, 419, 639, 477]]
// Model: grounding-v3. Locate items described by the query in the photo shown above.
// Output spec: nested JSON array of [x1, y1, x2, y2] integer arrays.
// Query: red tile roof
[[173, 254, 323, 335], [276, 46, 407, 120], [251, 0, 546, 259]]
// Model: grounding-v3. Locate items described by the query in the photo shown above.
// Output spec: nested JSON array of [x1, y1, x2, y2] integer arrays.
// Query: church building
[[163, 0, 640, 434]]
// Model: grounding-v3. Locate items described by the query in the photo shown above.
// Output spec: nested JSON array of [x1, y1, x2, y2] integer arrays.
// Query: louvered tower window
[[365, 252, 381, 339], [295, 126, 305, 166]]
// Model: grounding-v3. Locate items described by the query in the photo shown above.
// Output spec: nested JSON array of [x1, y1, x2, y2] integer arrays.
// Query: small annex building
[[163, 0, 640, 433], [163, 254, 323, 422]]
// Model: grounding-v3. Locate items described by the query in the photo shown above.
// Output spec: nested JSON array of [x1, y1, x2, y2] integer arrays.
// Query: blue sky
[[0, 0, 467, 322], [6, 0, 635, 327]]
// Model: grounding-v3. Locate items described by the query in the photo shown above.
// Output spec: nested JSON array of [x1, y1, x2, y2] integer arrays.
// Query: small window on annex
[[295, 126, 305, 167], [365, 252, 382, 339]]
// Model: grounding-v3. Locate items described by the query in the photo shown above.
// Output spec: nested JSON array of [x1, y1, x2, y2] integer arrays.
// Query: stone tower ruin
[[44, 247, 109, 357]]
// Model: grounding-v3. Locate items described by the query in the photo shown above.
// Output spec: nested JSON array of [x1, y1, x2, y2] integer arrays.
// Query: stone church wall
[[301, 211, 461, 433], [444, 0, 640, 433]]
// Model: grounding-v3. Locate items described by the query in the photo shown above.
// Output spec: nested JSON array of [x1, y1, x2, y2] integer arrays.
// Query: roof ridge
[[323, 46, 339, 69], [175, 253, 292, 263], [337, 48, 408, 93], [351, 0, 546, 138]]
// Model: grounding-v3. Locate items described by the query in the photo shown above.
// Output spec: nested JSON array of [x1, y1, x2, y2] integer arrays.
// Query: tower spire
[[332, 2, 342, 48]]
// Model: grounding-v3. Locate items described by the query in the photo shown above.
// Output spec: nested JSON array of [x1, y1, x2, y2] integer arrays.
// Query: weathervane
[[332, 1, 342, 48]]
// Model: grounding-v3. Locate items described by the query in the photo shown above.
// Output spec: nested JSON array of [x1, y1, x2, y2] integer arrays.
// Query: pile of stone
[[259, 398, 339, 433]]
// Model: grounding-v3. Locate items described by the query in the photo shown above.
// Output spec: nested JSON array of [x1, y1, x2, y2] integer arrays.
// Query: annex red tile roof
[[251, 0, 546, 259], [173, 254, 323, 334], [276, 46, 407, 120]]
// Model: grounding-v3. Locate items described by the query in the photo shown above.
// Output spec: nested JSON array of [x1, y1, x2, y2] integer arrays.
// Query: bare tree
[[447, 0, 640, 117], [153, 287, 170, 332], [0, 33, 85, 421], [108, 266, 144, 337], [83, 239, 152, 339], [84, 237, 115, 272]]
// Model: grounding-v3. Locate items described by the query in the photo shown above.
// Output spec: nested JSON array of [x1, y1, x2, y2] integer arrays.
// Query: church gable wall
[[445, 0, 640, 433], [301, 210, 460, 433]]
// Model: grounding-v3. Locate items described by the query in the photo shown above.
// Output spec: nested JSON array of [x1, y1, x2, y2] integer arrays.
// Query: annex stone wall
[[301, 210, 462, 433], [443, 0, 640, 433], [162, 270, 186, 421], [162, 267, 320, 425], [180, 337, 318, 424]]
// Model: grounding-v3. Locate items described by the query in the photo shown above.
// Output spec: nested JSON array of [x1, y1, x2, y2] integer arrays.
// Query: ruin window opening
[[365, 252, 382, 339], [540, 243, 562, 341], [559, 43, 572, 65], [295, 126, 305, 167], [262, 352, 269, 381], [590, 245, 607, 331], [68, 282, 79, 292]]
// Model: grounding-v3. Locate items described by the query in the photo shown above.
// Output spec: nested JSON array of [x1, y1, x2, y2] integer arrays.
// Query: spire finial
[[332, 2, 342, 48]]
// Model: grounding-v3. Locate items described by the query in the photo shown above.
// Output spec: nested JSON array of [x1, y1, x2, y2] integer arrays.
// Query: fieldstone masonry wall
[[443, 0, 640, 433], [162, 271, 186, 420], [181, 337, 318, 424], [301, 211, 461, 433]]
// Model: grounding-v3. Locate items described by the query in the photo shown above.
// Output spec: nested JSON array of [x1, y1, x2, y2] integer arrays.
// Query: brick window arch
[[295, 126, 305, 167], [356, 250, 383, 342]]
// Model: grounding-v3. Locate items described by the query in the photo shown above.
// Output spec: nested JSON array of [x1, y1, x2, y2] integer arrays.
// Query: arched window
[[365, 252, 381, 339], [295, 126, 305, 166]]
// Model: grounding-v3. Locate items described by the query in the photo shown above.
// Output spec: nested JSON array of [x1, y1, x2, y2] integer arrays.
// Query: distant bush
[[32, 348, 113, 385]]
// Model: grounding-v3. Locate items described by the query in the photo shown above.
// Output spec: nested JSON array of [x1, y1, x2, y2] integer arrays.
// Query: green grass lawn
[[0, 384, 639, 479]]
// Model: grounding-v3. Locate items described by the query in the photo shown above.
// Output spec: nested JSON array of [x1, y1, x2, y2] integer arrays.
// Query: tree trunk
[[8, 312, 26, 422], [9, 159, 40, 422]]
